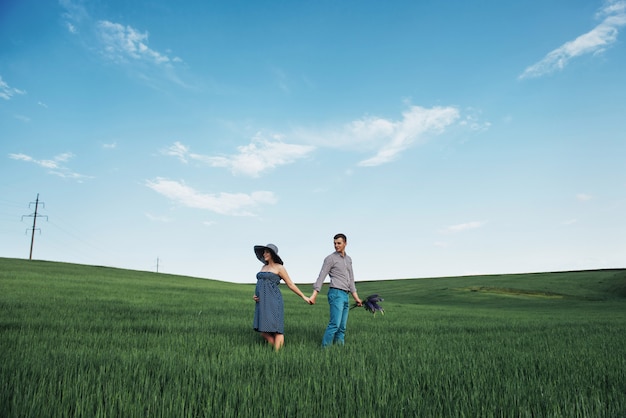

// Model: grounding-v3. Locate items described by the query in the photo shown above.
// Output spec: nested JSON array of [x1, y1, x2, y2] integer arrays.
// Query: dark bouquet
[[351, 294, 384, 315]]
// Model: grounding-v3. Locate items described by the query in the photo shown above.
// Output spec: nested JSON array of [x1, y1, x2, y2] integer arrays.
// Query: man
[[310, 233, 362, 347]]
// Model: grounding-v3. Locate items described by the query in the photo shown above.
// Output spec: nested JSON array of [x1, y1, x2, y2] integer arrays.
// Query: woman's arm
[[278, 266, 312, 304]]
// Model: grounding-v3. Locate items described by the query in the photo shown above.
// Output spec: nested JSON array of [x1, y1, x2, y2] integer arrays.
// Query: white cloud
[[60, 1, 184, 86], [293, 105, 460, 167], [60, 0, 88, 25], [162, 105, 467, 176], [145, 178, 277, 216], [0, 76, 26, 100], [460, 113, 491, 132], [8, 152, 90, 181], [55, 153, 72, 163], [358, 106, 460, 166], [96, 20, 173, 65], [201, 139, 315, 177], [576, 193, 593, 201], [162, 141, 190, 163], [441, 221, 486, 234], [163, 137, 315, 177], [520, 0, 626, 79]]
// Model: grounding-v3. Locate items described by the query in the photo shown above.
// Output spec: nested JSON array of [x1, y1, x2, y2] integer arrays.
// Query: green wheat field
[[1, 257, 625, 417]]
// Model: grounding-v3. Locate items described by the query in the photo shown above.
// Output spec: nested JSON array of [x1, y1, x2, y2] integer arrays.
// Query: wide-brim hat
[[254, 244, 283, 265]]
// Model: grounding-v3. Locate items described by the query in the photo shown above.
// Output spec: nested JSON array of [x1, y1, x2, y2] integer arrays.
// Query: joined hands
[[253, 294, 314, 305]]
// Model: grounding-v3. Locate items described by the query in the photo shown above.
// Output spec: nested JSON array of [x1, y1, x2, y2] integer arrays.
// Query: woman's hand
[[304, 296, 313, 305], [253, 295, 259, 303]]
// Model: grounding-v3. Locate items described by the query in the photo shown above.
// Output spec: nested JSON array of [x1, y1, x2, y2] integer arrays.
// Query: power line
[[21, 193, 48, 260]]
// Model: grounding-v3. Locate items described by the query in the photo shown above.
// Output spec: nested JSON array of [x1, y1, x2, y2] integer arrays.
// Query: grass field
[[1, 257, 625, 417]]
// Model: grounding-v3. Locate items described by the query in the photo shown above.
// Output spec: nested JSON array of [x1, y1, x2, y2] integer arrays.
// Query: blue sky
[[1, 0, 625, 284]]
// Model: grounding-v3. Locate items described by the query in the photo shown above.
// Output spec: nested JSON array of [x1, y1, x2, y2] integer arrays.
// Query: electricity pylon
[[22, 193, 48, 260]]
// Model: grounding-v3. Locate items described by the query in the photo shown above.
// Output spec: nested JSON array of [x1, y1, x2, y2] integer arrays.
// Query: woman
[[252, 243, 311, 350]]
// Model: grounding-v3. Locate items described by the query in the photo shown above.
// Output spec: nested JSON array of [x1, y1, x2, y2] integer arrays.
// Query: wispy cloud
[[0, 76, 26, 100], [59, 0, 89, 25], [162, 141, 191, 163], [145, 178, 277, 216], [459, 110, 492, 132], [60, 0, 184, 85], [441, 221, 487, 234], [162, 135, 315, 177], [8, 152, 91, 181], [357, 106, 460, 166], [162, 104, 471, 176], [293, 105, 461, 167], [96, 20, 178, 66], [576, 193, 593, 201], [66, 22, 78, 34], [520, 0, 626, 79]]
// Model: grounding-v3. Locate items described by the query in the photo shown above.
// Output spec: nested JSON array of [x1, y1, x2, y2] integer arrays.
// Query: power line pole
[[22, 193, 48, 260]]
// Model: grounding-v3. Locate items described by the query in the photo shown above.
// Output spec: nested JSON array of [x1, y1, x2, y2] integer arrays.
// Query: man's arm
[[310, 255, 333, 303], [310, 289, 319, 304]]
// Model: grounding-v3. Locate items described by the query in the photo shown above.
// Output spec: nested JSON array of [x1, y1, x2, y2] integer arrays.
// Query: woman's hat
[[254, 244, 283, 265]]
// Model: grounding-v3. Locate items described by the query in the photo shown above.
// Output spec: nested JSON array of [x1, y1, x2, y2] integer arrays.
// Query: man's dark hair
[[334, 233, 347, 242]]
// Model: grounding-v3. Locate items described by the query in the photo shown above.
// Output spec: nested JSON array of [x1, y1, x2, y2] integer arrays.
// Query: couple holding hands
[[252, 233, 363, 351]]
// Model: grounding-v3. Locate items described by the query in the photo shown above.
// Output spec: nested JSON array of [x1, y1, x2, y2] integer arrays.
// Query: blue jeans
[[322, 288, 349, 347]]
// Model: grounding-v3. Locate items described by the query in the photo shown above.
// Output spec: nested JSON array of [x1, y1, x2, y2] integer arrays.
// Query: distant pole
[[22, 193, 48, 260], [156, 257, 160, 273]]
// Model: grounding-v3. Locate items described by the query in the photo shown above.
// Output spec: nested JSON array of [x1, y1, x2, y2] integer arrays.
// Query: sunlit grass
[[1, 258, 625, 417]]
